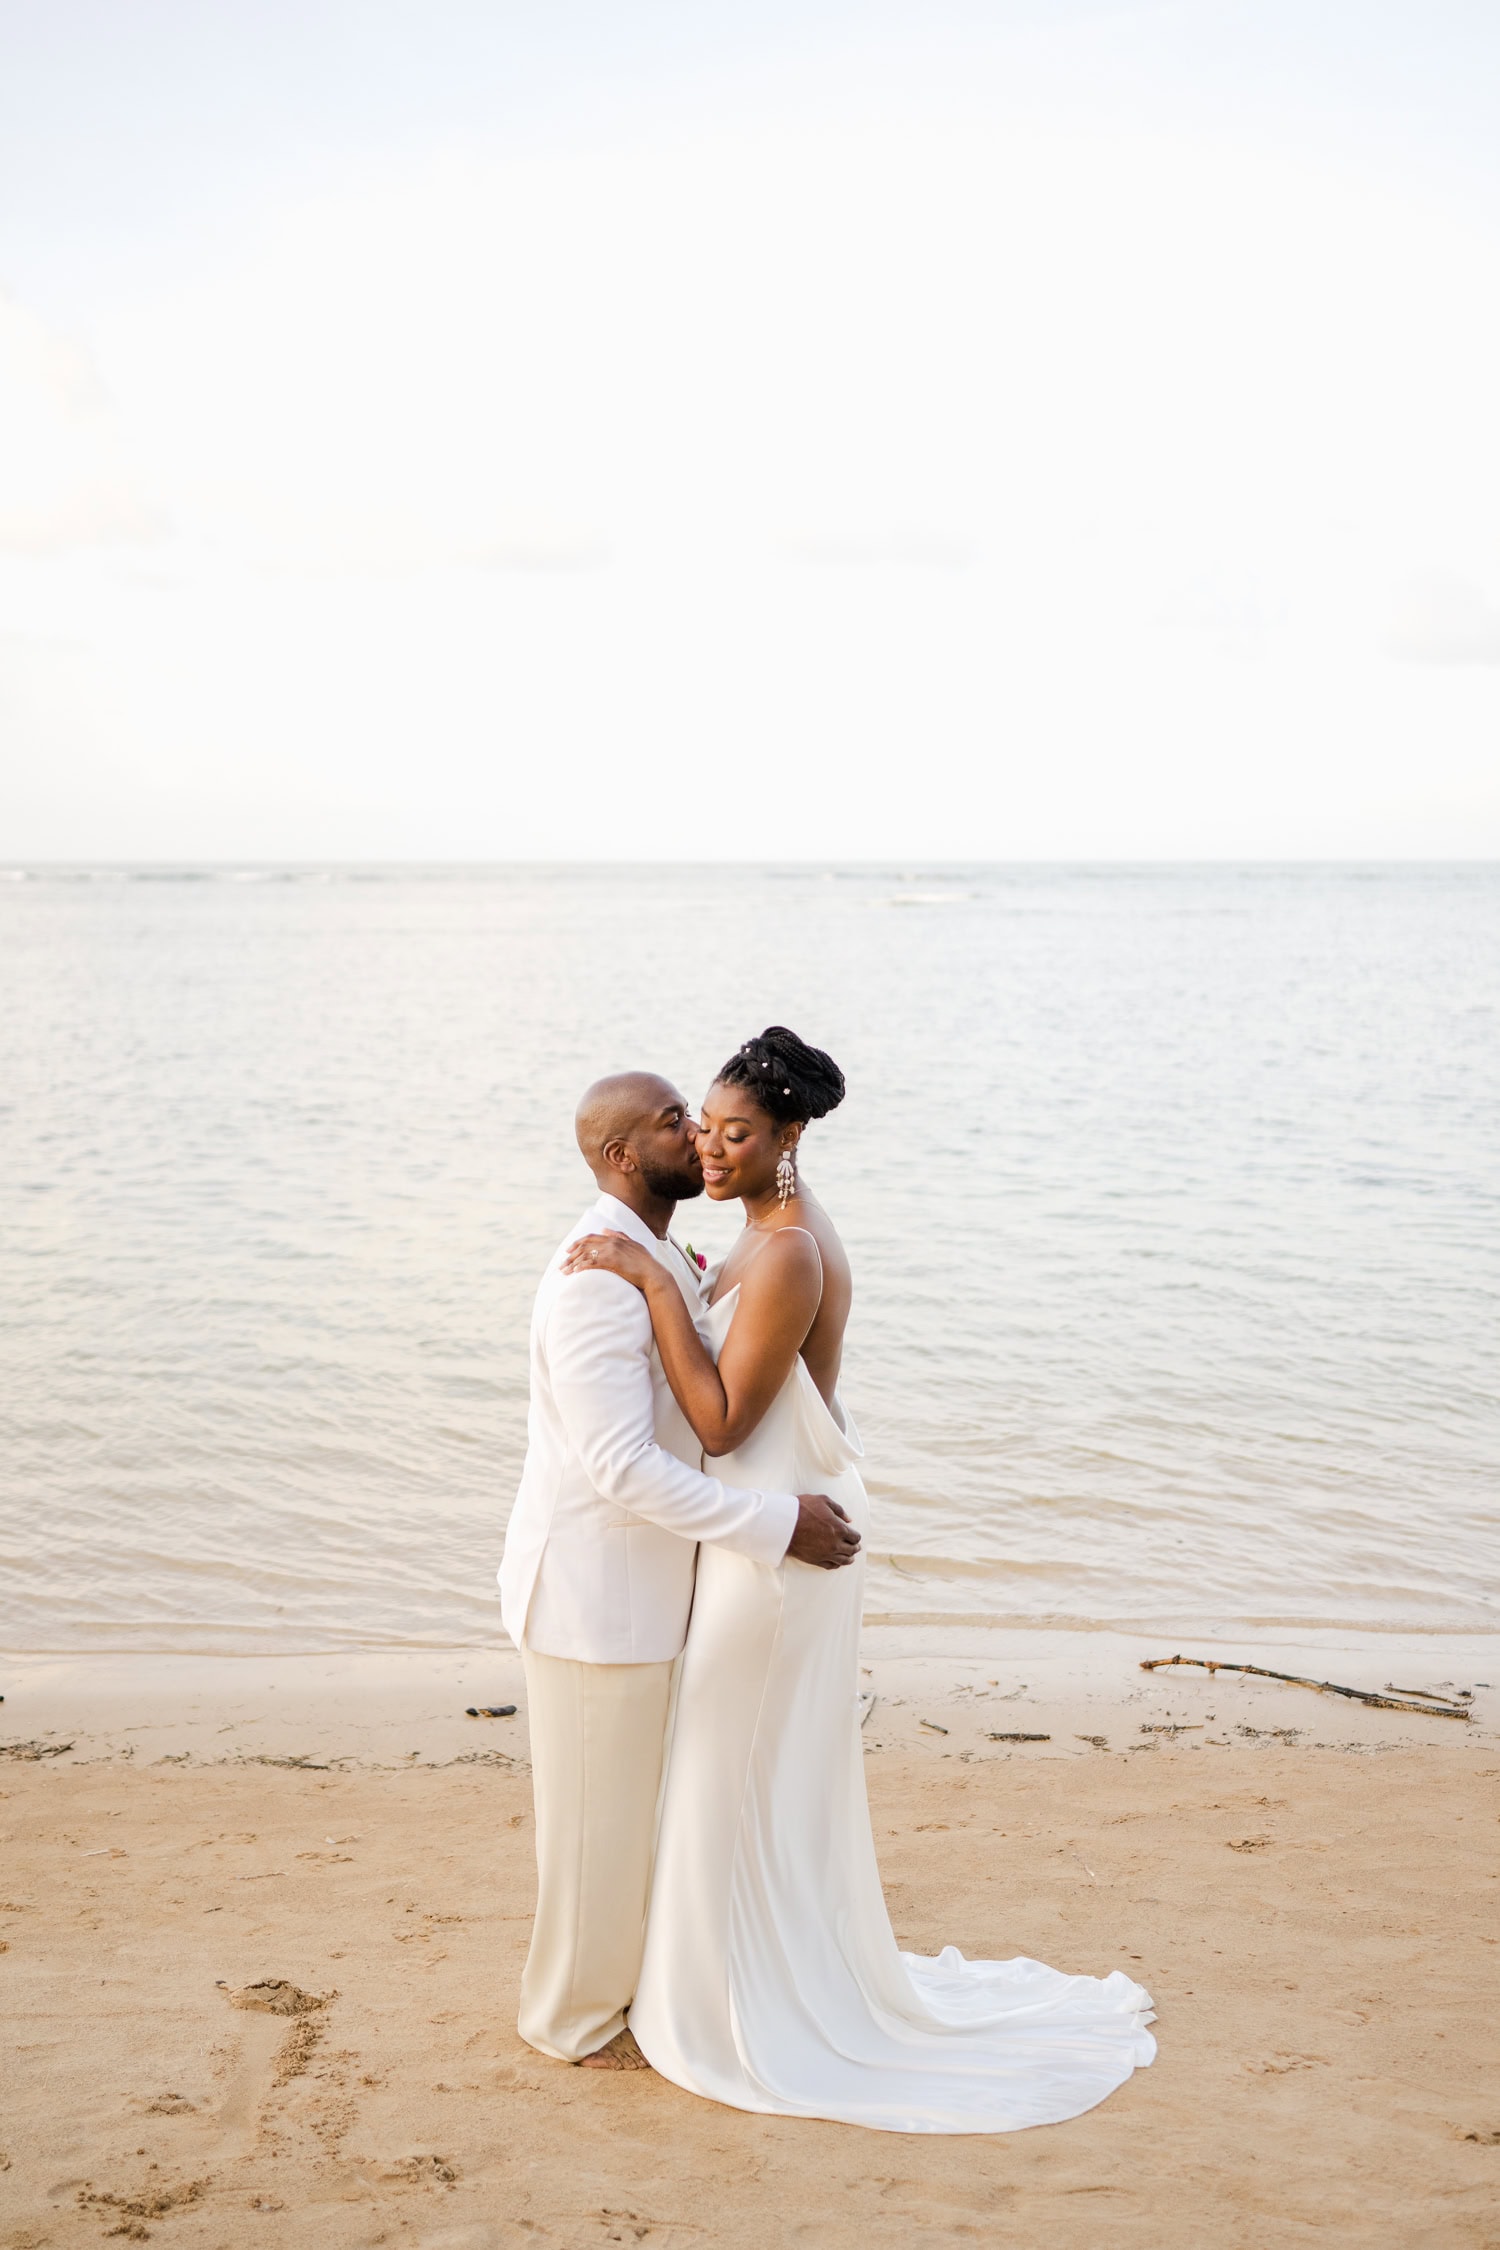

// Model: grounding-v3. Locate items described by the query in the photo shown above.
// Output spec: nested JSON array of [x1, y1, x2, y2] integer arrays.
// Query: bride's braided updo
[[716, 1026, 846, 1127]]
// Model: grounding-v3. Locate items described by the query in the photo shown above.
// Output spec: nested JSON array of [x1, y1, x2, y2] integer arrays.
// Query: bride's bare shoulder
[[788, 1204, 851, 1292], [744, 1224, 823, 1286]]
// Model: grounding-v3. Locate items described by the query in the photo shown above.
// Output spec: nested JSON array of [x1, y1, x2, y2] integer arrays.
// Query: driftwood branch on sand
[[1139, 1654, 1473, 1720]]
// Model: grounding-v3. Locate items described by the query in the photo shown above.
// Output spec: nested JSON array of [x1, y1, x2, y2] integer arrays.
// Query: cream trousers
[[518, 1647, 675, 2063]]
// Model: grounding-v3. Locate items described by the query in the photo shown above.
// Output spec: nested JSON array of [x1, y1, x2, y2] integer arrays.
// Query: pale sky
[[3, 0, 1498, 860]]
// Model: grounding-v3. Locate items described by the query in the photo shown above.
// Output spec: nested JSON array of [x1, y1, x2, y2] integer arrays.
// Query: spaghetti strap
[[741, 1223, 823, 1266]]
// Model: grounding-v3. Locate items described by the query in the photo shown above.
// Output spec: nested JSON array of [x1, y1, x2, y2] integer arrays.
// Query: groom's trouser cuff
[[517, 1647, 674, 2063]]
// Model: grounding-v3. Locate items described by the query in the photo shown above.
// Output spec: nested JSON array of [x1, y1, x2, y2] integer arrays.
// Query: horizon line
[[7, 856, 1500, 872]]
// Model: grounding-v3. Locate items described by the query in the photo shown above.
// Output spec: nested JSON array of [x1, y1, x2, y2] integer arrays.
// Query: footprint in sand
[[75, 2173, 213, 2240], [214, 1980, 333, 2155]]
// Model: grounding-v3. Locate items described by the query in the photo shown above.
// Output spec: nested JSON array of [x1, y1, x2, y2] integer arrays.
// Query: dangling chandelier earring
[[776, 1143, 797, 1210]]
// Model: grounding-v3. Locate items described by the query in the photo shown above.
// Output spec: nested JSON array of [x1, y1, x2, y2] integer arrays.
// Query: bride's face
[[696, 1082, 790, 1201]]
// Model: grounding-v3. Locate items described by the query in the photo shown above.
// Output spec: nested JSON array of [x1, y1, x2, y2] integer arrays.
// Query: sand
[[3, 1632, 1498, 2250]]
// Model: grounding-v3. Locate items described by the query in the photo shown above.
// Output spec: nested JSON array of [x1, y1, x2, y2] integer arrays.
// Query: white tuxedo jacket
[[498, 1193, 799, 1664]]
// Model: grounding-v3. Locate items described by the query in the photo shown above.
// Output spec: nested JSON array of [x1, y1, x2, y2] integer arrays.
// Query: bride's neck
[[741, 1182, 811, 1230]]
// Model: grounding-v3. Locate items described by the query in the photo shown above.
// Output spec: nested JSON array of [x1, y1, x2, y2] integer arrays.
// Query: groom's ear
[[600, 1134, 636, 1179]]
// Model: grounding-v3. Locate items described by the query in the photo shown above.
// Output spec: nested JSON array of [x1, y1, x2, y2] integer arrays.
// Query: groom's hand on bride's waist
[[786, 1494, 861, 1569]]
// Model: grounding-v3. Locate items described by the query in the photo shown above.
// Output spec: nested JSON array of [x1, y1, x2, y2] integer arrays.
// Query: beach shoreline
[[3, 1631, 1496, 2247], [4, 1624, 1494, 1771]]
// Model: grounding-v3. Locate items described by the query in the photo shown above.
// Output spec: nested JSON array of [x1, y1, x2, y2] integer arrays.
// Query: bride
[[561, 1026, 1155, 2133]]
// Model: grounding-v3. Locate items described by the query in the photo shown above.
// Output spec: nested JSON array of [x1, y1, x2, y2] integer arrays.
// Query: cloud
[[779, 527, 975, 569], [1383, 571, 1500, 665], [0, 297, 164, 553], [95, 106, 1500, 614], [463, 536, 611, 573], [6, 76, 1500, 857]]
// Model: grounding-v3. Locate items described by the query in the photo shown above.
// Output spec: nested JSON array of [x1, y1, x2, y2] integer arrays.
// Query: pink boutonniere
[[683, 1242, 708, 1272]]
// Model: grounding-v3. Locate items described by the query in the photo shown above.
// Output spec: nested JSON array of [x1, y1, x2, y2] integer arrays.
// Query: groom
[[499, 1071, 860, 2070]]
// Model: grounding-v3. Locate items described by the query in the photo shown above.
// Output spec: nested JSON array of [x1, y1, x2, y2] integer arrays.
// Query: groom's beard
[[639, 1158, 705, 1205]]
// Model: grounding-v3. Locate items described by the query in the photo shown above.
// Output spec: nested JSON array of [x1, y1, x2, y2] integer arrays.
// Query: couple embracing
[[499, 1026, 1155, 2133]]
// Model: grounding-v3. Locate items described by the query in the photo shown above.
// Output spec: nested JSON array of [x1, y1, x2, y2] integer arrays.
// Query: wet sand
[[2, 1633, 1497, 2249]]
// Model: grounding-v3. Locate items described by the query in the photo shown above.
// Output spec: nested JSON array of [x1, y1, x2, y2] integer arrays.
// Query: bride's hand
[[561, 1231, 659, 1292]]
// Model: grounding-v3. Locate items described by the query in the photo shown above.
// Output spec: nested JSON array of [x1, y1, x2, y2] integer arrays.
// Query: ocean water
[[1, 862, 1496, 1654]]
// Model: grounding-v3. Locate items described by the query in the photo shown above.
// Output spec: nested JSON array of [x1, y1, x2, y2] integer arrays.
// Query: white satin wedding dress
[[628, 1282, 1156, 2134]]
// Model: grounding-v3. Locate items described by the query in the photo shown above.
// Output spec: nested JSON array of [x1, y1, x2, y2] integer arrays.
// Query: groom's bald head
[[575, 1072, 675, 1172], [575, 1072, 704, 1206]]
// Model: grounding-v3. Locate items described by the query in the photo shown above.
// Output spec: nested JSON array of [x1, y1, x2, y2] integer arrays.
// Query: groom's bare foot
[[576, 2028, 650, 2072]]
